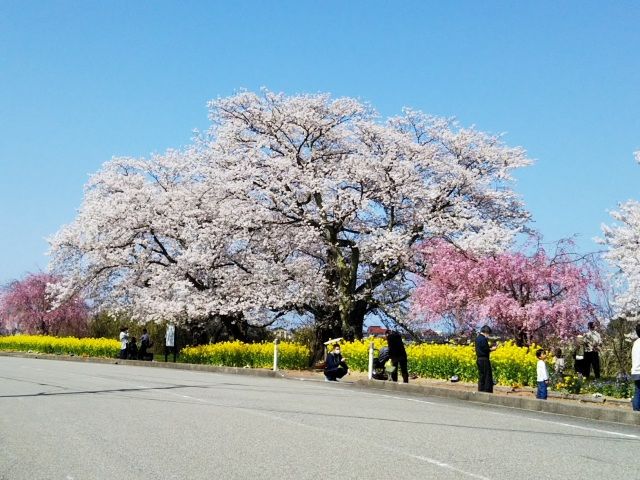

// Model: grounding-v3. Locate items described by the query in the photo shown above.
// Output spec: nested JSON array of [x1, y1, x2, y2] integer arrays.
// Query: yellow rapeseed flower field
[[0, 334, 120, 357], [0, 335, 542, 385], [340, 338, 540, 386], [179, 341, 310, 370]]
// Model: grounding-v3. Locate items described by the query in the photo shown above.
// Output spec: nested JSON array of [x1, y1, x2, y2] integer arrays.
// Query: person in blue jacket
[[324, 343, 348, 381]]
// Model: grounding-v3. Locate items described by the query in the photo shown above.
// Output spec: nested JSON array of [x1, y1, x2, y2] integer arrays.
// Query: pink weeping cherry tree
[[412, 240, 602, 346], [0, 273, 89, 336]]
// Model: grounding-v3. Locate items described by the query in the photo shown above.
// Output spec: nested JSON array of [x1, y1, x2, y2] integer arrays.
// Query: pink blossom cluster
[[0, 273, 89, 336], [413, 240, 600, 344]]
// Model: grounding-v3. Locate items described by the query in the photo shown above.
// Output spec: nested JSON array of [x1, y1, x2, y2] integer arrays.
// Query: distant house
[[419, 328, 447, 343], [366, 325, 388, 337], [272, 328, 293, 341]]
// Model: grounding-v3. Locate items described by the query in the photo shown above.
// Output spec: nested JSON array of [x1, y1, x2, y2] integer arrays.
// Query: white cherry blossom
[[50, 90, 531, 343]]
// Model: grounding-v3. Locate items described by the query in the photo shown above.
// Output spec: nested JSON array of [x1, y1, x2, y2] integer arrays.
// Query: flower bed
[[341, 339, 539, 386], [554, 374, 632, 399], [179, 341, 310, 370], [0, 334, 120, 357]]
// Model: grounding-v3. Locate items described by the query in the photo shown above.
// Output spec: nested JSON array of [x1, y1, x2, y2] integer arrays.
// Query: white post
[[368, 341, 374, 380], [273, 338, 280, 371]]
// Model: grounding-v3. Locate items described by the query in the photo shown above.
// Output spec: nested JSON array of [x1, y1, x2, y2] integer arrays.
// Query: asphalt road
[[1, 357, 638, 480]]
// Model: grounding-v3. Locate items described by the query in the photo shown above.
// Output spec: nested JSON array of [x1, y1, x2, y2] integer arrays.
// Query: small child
[[536, 349, 549, 400]]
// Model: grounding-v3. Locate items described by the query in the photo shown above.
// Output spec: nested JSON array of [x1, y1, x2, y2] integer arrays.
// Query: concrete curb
[[2, 351, 638, 426], [354, 379, 640, 426]]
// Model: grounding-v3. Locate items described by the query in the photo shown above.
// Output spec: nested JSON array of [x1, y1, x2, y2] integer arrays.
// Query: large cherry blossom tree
[[412, 240, 601, 345], [209, 91, 531, 344], [601, 151, 640, 315], [50, 90, 532, 351], [0, 273, 89, 336]]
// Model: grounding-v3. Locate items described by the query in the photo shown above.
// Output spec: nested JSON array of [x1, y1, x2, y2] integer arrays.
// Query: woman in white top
[[119, 326, 129, 359]]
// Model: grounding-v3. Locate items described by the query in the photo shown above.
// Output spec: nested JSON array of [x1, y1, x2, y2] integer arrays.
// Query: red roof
[[366, 326, 388, 335]]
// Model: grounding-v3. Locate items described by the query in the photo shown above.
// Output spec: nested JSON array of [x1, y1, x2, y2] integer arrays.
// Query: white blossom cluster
[[601, 151, 640, 315], [49, 90, 530, 328]]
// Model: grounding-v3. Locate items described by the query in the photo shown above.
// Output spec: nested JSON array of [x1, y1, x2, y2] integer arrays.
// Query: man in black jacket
[[386, 330, 409, 383], [324, 344, 348, 381], [476, 325, 496, 393]]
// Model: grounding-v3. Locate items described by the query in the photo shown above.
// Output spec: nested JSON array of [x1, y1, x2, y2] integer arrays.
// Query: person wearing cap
[[476, 325, 496, 393], [324, 343, 348, 381]]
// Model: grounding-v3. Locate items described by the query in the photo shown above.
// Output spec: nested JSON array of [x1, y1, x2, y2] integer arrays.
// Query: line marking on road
[[127, 384, 209, 403], [522, 417, 639, 439], [162, 390, 208, 402], [406, 454, 493, 480], [359, 391, 639, 439]]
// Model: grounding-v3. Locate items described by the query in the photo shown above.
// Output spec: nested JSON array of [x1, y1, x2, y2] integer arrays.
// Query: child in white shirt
[[536, 349, 549, 400]]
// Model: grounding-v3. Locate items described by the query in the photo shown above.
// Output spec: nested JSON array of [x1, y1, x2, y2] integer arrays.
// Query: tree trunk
[[336, 242, 363, 340], [39, 318, 48, 335], [219, 313, 249, 342], [310, 309, 341, 366], [344, 300, 367, 341]]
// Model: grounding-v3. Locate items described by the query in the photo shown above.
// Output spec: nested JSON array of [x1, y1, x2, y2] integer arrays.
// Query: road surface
[[1, 356, 638, 479]]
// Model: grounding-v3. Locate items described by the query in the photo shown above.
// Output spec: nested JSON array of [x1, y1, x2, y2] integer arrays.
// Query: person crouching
[[324, 344, 348, 382]]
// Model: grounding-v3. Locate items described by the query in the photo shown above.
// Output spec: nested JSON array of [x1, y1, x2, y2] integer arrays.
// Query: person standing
[[631, 324, 640, 412], [583, 321, 602, 379], [386, 330, 409, 383], [324, 343, 348, 381], [118, 326, 129, 360], [476, 325, 496, 393], [536, 349, 549, 400]]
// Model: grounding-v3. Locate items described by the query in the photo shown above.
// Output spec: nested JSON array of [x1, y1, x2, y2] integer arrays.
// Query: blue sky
[[1, 0, 639, 284]]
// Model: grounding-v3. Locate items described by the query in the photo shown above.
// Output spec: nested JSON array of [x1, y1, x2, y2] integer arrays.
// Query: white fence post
[[273, 338, 280, 371], [368, 341, 374, 380]]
